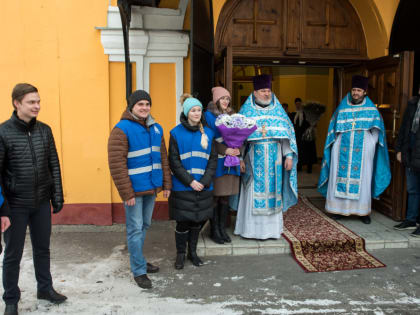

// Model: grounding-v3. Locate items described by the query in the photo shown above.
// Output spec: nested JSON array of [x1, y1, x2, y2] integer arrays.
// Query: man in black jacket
[[0, 83, 67, 315], [394, 83, 420, 237]]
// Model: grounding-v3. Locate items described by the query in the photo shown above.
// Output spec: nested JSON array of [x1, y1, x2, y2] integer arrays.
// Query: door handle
[[392, 109, 400, 139]]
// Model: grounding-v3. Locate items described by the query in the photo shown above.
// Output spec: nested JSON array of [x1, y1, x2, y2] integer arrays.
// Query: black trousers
[[2, 201, 53, 304]]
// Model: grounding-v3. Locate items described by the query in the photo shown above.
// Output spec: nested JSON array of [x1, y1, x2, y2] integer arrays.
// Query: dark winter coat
[[168, 114, 218, 223], [0, 111, 63, 212], [396, 96, 420, 171], [290, 111, 317, 165]]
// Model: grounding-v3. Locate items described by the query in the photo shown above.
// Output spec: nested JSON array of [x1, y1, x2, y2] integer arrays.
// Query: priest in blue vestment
[[234, 75, 298, 240], [318, 75, 391, 224]]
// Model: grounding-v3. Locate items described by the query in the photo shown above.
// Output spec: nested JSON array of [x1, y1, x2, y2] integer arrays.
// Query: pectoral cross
[[261, 124, 267, 137]]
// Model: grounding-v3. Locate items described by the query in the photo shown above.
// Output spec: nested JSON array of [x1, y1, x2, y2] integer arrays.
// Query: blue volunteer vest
[[116, 119, 163, 192], [204, 111, 241, 178], [170, 123, 214, 191]]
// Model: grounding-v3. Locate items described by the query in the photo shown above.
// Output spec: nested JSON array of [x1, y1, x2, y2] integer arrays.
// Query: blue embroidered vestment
[[239, 94, 298, 214], [318, 94, 391, 199]]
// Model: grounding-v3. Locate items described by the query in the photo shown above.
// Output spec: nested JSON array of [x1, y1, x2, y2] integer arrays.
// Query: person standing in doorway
[[394, 83, 420, 236], [290, 98, 317, 173], [204, 87, 240, 244], [0, 83, 66, 315], [318, 75, 391, 224], [108, 90, 172, 289], [169, 94, 218, 269]]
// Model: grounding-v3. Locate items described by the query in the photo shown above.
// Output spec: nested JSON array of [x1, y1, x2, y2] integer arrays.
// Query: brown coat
[[108, 109, 171, 201]]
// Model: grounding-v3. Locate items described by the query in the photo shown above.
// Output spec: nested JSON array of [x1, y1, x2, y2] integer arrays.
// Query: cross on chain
[[233, 0, 276, 44], [306, 0, 348, 46]]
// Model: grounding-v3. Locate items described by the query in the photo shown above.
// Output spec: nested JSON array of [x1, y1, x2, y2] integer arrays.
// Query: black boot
[[187, 227, 204, 266], [4, 304, 18, 315], [210, 207, 224, 244], [218, 204, 231, 243], [174, 230, 188, 270]]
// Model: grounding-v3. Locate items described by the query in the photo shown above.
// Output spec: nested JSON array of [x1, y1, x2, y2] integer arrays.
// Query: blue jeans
[[124, 195, 156, 277], [406, 168, 420, 222]]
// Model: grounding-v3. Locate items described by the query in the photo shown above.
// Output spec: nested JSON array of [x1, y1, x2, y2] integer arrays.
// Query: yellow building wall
[[150, 64, 177, 201], [0, 0, 111, 205]]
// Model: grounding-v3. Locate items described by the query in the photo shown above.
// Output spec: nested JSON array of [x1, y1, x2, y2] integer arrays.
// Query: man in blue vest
[[108, 90, 171, 289]]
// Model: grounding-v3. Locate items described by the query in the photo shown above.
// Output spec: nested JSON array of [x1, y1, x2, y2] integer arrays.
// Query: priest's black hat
[[253, 74, 272, 91], [351, 75, 369, 91]]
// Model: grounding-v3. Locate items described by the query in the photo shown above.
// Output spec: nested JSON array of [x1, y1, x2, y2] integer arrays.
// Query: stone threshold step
[[197, 228, 420, 257]]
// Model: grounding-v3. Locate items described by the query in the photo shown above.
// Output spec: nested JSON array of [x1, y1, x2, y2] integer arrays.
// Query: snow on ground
[[1, 245, 239, 315], [1, 244, 419, 314]]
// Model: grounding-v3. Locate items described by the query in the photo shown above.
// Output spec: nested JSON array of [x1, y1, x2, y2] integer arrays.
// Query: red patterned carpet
[[283, 196, 385, 272]]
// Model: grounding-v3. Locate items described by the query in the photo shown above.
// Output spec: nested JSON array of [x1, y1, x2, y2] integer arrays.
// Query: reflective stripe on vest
[[170, 123, 214, 191], [115, 120, 163, 192]]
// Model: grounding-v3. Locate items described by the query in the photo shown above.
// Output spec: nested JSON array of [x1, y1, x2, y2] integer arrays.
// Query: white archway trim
[[98, 4, 189, 124]]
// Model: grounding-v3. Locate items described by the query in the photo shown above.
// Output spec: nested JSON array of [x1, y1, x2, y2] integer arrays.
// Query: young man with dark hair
[[0, 83, 66, 315]]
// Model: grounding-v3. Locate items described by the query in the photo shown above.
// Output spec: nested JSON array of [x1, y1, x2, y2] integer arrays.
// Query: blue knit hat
[[183, 97, 203, 117]]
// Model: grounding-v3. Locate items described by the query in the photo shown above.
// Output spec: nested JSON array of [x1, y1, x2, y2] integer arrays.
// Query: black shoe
[[218, 204, 232, 243], [410, 227, 420, 238], [146, 262, 159, 273], [134, 274, 152, 289], [37, 288, 67, 304], [360, 216, 371, 224], [330, 214, 342, 220], [174, 253, 185, 270], [4, 304, 18, 315], [394, 220, 417, 230]]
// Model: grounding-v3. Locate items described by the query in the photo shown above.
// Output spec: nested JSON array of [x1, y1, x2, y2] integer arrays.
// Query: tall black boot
[[187, 227, 204, 266], [218, 204, 231, 243], [210, 207, 224, 244], [174, 230, 188, 270]]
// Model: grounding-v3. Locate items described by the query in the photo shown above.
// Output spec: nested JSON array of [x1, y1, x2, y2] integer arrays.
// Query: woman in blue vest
[[168, 94, 218, 269], [204, 87, 241, 244]]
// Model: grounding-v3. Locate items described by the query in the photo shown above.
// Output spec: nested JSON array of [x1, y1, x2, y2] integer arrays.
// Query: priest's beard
[[255, 97, 271, 107], [351, 95, 365, 105]]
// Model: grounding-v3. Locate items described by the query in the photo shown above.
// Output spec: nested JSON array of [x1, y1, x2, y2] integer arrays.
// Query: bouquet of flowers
[[302, 101, 326, 141], [215, 114, 257, 167]]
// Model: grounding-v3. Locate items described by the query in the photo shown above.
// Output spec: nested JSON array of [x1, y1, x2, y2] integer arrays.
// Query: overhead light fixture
[[298, 61, 307, 64], [272, 60, 280, 64]]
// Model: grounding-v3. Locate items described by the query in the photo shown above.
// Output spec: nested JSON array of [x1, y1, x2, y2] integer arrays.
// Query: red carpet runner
[[283, 196, 385, 272]]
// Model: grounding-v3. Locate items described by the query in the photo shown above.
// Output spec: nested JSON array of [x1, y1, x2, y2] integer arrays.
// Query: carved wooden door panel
[[214, 46, 233, 94], [340, 52, 414, 220]]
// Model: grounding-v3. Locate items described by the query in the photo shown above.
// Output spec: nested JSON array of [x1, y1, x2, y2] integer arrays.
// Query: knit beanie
[[183, 97, 203, 117], [127, 90, 152, 111], [211, 87, 230, 104]]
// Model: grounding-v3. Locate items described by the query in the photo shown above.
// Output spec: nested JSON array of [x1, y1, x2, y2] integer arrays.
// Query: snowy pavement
[[1, 221, 420, 314]]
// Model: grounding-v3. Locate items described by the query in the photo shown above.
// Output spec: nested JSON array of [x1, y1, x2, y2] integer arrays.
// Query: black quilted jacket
[[0, 111, 64, 213], [396, 96, 420, 171]]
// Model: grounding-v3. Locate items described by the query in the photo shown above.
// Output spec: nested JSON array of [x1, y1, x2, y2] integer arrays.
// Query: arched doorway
[[213, 0, 414, 221]]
